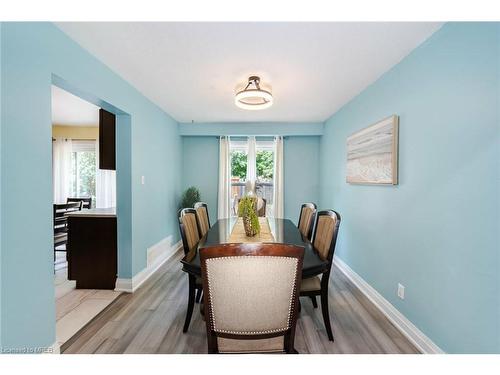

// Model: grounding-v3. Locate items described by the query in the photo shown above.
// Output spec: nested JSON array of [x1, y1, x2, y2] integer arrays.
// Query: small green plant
[[238, 196, 260, 236], [180, 186, 201, 209]]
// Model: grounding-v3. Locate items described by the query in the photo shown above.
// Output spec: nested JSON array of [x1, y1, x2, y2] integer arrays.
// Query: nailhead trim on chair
[[206, 256, 298, 335]]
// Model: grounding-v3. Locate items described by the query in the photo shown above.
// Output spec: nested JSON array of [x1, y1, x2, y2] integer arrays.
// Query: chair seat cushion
[[300, 276, 321, 292]]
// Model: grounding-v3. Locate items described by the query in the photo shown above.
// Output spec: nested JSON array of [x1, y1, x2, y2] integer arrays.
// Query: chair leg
[[310, 295, 318, 308], [195, 288, 203, 303], [183, 274, 196, 333], [320, 287, 334, 341]]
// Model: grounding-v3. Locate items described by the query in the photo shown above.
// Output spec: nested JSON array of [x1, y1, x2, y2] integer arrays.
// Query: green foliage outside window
[[70, 151, 96, 205], [256, 150, 273, 181], [230, 150, 274, 181]]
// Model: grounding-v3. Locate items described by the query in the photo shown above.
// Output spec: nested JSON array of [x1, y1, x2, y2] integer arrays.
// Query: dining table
[[180, 216, 329, 331], [181, 217, 328, 277]]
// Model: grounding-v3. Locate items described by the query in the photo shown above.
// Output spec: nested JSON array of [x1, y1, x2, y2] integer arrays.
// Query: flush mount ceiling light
[[235, 76, 273, 110]]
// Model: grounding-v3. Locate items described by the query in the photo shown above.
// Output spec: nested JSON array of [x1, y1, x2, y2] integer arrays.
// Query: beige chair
[[179, 208, 203, 332], [194, 202, 210, 237], [200, 243, 304, 354], [297, 203, 317, 240], [300, 210, 341, 341]]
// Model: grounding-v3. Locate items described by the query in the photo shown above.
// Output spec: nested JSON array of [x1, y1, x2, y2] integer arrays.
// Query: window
[[229, 138, 274, 216], [70, 140, 96, 207]]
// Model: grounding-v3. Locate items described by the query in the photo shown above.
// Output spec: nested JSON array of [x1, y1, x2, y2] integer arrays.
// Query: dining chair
[[67, 197, 92, 209], [194, 202, 211, 237], [54, 201, 83, 262], [299, 210, 341, 341], [200, 243, 304, 354], [178, 208, 204, 332], [297, 202, 317, 240]]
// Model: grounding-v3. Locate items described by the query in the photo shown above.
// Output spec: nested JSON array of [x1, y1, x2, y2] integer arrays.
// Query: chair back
[[200, 243, 304, 354], [179, 208, 201, 255], [312, 210, 341, 266], [297, 203, 317, 240], [194, 202, 210, 237], [67, 197, 92, 209], [53, 202, 83, 247], [257, 198, 266, 217], [54, 202, 83, 224]]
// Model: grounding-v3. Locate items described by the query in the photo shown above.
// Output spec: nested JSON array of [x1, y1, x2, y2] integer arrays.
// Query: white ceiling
[[51, 85, 99, 127], [56, 22, 443, 123]]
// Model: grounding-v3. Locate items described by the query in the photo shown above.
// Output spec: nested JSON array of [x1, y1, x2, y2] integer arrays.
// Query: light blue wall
[[284, 137, 320, 223], [182, 135, 320, 222], [0, 23, 181, 349], [180, 122, 323, 136], [319, 22, 500, 353], [182, 137, 219, 221]]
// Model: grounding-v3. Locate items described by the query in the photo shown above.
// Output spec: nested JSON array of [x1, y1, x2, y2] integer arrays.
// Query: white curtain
[[246, 136, 257, 183], [272, 136, 284, 218], [95, 140, 116, 208], [218, 136, 231, 219], [53, 137, 73, 203]]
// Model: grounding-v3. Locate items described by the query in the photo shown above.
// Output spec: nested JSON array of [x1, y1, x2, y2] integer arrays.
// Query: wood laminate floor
[[62, 250, 419, 354], [54, 251, 121, 348]]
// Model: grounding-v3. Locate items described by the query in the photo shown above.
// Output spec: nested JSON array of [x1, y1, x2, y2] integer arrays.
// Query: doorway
[[51, 84, 120, 349]]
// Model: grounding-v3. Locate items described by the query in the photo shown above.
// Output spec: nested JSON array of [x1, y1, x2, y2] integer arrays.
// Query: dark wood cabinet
[[67, 211, 117, 289], [99, 108, 116, 170]]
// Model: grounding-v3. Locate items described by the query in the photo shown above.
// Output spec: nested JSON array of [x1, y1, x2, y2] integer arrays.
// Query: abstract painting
[[346, 115, 399, 185]]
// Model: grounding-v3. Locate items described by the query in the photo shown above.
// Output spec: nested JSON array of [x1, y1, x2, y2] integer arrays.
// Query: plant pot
[[243, 214, 259, 237]]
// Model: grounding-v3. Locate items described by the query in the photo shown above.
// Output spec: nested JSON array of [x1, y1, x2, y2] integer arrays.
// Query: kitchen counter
[[67, 208, 117, 289], [66, 207, 116, 218]]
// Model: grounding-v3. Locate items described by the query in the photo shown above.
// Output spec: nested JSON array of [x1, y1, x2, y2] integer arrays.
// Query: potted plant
[[238, 196, 260, 237], [180, 186, 201, 209]]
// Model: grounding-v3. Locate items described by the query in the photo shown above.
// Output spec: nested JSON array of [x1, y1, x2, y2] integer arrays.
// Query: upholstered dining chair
[[194, 202, 211, 237], [297, 202, 317, 240], [178, 208, 204, 332], [200, 243, 304, 354], [299, 210, 341, 341]]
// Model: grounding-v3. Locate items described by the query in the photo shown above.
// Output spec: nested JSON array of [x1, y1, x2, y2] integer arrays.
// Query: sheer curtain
[[272, 136, 284, 218], [95, 140, 116, 208], [218, 136, 231, 219], [246, 136, 257, 183], [53, 137, 73, 203]]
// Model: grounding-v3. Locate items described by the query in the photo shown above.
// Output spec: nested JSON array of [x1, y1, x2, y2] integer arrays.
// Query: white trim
[[333, 255, 445, 354], [115, 237, 182, 293]]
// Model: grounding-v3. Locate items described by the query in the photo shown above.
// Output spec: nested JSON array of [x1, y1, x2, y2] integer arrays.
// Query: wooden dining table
[[180, 217, 329, 332], [181, 217, 328, 278]]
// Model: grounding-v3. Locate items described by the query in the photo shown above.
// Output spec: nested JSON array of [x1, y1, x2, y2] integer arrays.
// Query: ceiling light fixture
[[235, 76, 273, 110]]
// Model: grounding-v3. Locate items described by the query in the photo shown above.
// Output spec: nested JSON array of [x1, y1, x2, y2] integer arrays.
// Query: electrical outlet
[[141, 176, 145, 185], [397, 283, 405, 300]]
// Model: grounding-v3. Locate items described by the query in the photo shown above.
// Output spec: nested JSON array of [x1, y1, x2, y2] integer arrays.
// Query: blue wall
[[182, 135, 320, 222], [179, 122, 323, 136], [0, 23, 181, 349], [182, 136, 220, 221], [284, 137, 320, 223], [319, 22, 500, 353]]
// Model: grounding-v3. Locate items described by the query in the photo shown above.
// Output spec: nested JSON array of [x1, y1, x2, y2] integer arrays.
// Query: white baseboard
[[115, 236, 182, 293], [333, 255, 444, 354]]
